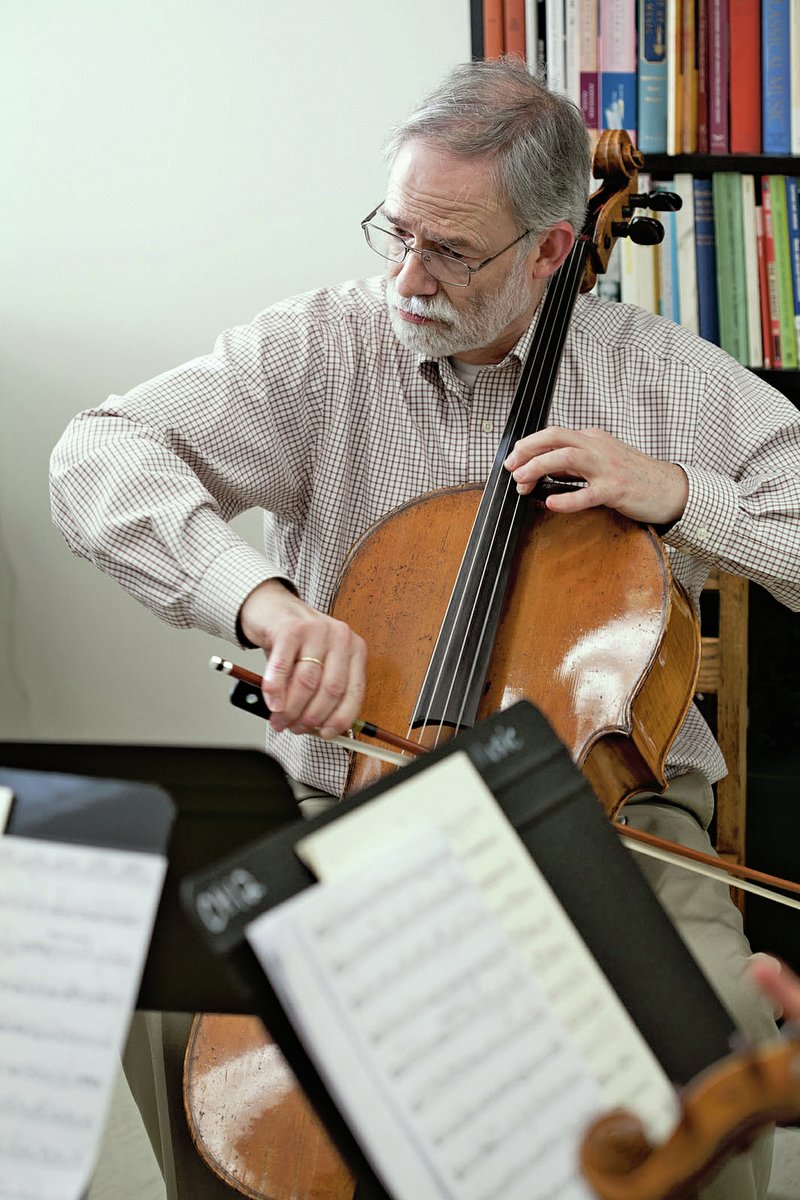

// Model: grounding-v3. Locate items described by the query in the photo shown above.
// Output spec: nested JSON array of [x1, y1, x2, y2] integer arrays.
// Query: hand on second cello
[[504, 426, 689, 527], [239, 579, 366, 739]]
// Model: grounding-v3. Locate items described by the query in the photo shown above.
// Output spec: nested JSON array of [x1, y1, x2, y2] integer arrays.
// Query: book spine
[[471, 0, 485, 58], [579, 0, 600, 135], [505, 0, 528, 57], [792, 0, 800, 152], [729, 0, 762, 152], [755, 204, 773, 368], [712, 173, 748, 363], [565, 0, 582, 103], [546, 0, 566, 91], [654, 180, 680, 321], [740, 174, 764, 367], [680, 0, 698, 151], [761, 176, 784, 367], [638, 0, 668, 151], [666, 0, 683, 152], [707, 0, 729, 152], [769, 174, 799, 367], [786, 176, 800, 360], [526, 0, 548, 71], [484, 0, 506, 58], [695, 0, 709, 151], [761, 0, 792, 154], [599, 0, 638, 135], [693, 176, 720, 345], [673, 172, 700, 333]]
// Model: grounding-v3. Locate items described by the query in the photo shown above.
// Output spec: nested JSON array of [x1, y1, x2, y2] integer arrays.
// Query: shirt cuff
[[189, 543, 294, 644], [663, 464, 741, 560]]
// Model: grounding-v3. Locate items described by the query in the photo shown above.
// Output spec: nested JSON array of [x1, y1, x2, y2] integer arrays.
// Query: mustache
[[386, 283, 456, 323]]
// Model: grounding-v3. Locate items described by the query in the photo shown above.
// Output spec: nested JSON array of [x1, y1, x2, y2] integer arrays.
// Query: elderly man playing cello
[[51, 57, 800, 1200]]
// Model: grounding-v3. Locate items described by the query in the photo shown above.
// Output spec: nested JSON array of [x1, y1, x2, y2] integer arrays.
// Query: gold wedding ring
[[298, 656, 324, 667]]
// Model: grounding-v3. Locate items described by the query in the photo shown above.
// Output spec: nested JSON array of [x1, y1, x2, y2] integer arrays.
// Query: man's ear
[[530, 222, 576, 279]]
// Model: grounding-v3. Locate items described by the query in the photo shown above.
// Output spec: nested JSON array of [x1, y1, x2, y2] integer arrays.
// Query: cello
[[183, 131, 721, 1198]]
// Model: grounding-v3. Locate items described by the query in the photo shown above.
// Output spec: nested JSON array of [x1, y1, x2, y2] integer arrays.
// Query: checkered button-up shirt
[[50, 276, 800, 796]]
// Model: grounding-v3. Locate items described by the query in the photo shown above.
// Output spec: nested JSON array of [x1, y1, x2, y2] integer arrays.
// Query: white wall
[[1, 1, 470, 746]]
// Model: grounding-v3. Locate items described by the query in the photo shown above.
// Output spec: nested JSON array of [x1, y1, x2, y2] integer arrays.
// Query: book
[[761, 175, 784, 366], [599, 0, 638, 136], [654, 179, 680, 321], [620, 178, 659, 313], [526, 0, 548, 71], [786, 176, 800, 360], [666, 0, 684, 152], [505, 0, 528, 56], [707, 0, 729, 152], [741, 174, 764, 368], [484, 0, 506, 58], [696, 0, 710, 151], [680, 0, 699, 151], [579, 0, 600, 137], [768, 174, 799, 368], [693, 176, 720, 345], [755, 204, 774, 368], [546, 0, 566, 91], [565, 0, 582, 103], [471, 0, 485, 57], [712, 172, 749, 364], [729, 0, 762, 152], [638, 0, 668, 150], [673, 172, 700, 334], [792, 0, 800, 152], [246, 753, 682, 1200], [761, 0, 792, 153]]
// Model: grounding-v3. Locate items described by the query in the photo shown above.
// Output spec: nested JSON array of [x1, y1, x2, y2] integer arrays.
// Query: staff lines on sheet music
[[416, 1017, 558, 1124], [370, 950, 536, 1049], [0, 892, 142, 927], [2, 846, 155, 882], [0, 1018, 115, 1049], [0, 1061, 102, 1090], [312, 845, 453, 942], [452, 1064, 589, 1179], [0, 1137, 82, 1167], [0, 1097, 93, 1129], [344, 907, 504, 1016], [0, 977, 125, 1007], [0, 936, 133, 967], [382, 964, 543, 1080]]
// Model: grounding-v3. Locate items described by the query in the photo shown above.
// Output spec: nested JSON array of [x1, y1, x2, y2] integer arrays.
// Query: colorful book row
[[474, 0, 800, 154], [596, 172, 800, 369]]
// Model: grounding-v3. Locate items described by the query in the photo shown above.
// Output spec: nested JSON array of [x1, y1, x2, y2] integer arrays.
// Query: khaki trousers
[[124, 772, 778, 1200]]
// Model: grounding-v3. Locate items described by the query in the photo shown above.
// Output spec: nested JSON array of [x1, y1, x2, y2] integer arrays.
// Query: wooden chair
[[697, 570, 750, 910]]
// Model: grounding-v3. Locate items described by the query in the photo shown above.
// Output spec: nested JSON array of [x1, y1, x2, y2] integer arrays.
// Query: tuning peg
[[611, 216, 665, 245], [646, 190, 683, 212]]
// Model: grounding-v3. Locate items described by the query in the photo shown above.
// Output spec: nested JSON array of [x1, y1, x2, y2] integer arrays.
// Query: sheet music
[[249, 827, 603, 1200], [296, 752, 679, 1141], [0, 787, 14, 833], [0, 836, 167, 1200]]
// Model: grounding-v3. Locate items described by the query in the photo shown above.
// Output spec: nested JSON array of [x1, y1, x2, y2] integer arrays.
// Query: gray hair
[[383, 59, 591, 240]]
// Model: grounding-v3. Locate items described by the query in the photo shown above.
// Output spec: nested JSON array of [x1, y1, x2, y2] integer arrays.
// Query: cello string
[[412, 234, 590, 744], [411, 237, 588, 745]]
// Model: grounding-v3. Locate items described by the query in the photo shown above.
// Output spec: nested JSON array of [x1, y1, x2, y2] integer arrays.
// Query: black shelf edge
[[643, 154, 798, 176]]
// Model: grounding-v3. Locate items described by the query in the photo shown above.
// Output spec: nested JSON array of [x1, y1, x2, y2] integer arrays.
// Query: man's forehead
[[384, 143, 511, 245]]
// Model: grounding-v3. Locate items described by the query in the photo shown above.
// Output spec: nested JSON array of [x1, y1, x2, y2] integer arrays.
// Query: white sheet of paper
[[0, 836, 167, 1200], [296, 752, 679, 1141], [249, 827, 603, 1200], [0, 787, 14, 833]]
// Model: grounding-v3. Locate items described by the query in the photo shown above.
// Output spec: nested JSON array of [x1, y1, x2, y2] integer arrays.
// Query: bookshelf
[[644, 153, 800, 409]]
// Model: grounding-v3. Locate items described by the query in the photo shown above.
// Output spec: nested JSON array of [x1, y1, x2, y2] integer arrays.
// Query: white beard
[[385, 253, 535, 358]]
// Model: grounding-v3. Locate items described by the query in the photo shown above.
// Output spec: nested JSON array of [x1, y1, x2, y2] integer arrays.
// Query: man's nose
[[392, 247, 439, 298]]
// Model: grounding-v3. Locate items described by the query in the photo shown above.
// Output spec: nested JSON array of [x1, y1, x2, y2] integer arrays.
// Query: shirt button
[[481, 420, 494, 433], [696, 526, 709, 542]]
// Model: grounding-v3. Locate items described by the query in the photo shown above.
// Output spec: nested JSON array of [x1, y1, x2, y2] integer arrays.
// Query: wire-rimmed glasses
[[360, 204, 534, 287]]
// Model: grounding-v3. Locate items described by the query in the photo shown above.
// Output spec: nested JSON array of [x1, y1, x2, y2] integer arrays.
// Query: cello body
[[333, 486, 700, 814]]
